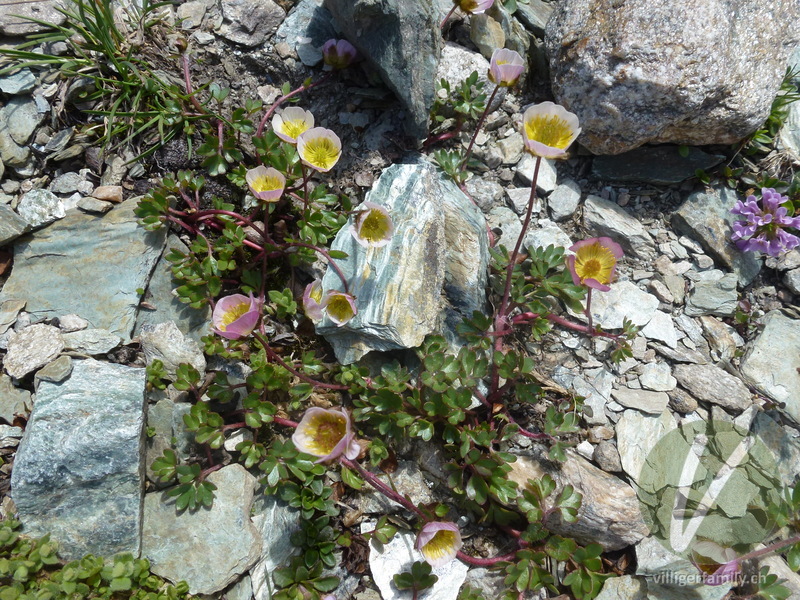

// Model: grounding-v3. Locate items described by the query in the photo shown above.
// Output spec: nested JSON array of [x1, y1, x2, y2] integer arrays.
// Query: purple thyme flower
[[730, 188, 800, 257]]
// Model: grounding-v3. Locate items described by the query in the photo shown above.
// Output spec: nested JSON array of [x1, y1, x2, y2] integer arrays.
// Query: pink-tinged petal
[[566, 255, 581, 286], [303, 279, 325, 323], [583, 278, 611, 292], [292, 407, 356, 463], [521, 102, 581, 159], [211, 293, 262, 339], [416, 521, 463, 568], [323, 38, 357, 70], [245, 165, 286, 202], [350, 202, 394, 248], [489, 48, 525, 87], [272, 107, 315, 144]]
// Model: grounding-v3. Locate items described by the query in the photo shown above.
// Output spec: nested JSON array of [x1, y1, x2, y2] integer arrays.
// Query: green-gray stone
[[11, 358, 146, 560], [0, 198, 166, 342]]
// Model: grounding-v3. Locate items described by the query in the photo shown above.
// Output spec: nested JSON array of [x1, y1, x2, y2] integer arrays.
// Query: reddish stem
[[283, 242, 350, 294], [252, 331, 348, 391], [460, 85, 499, 171], [255, 72, 334, 138], [440, 3, 458, 29]]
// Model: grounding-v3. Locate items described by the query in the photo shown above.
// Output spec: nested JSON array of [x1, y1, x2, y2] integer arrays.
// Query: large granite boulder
[[545, 0, 800, 154]]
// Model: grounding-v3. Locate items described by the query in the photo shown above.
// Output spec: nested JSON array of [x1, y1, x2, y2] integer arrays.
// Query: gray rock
[[0, 204, 30, 245], [327, 0, 441, 139], [134, 234, 211, 342], [437, 43, 492, 105], [698, 315, 737, 363], [685, 272, 738, 317], [17, 189, 66, 229], [49, 172, 84, 194], [752, 411, 800, 485], [0, 197, 167, 342], [638, 362, 676, 392], [785, 268, 800, 295], [505, 186, 542, 216], [176, 0, 205, 28], [0, 373, 31, 424], [616, 409, 677, 484], [636, 537, 732, 600], [11, 359, 146, 560], [57, 314, 89, 332], [594, 575, 647, 600], [673, 363, 751, 413], [593, 440, 623, 473], [0, 69, 36, 95], [585, 281, 659, 329], [779, 87, 800, 162], [62, 328, 122, 355], [583, 195, 655, 259], [275, 0, 336, 66], [672, 186, 761, 286], [218, 0, 285, 46], [250, 496, 301, 600], [591, 146, 725, 184], [611, 387, 669, 414], [524, 218, 573, 251], [667, 388, 699, 414], [142, 464, 261, 595], [360, 460, 434, 513], [318, 161, 488, 363], [363, 523, 468, 600], [640, 310, 679, 349], [0, 424, 23, 448], [572, 367, 614, 425], [34, 355, 73, 386], [496, 132, 524, 165], [464, 177, 503, 213], [508, 446, 648, 550], [0, 123, 30, 167], [139, 321, 206, 379], [741, 311, 800, 424], [470, 14, 505, 60], [486, 3, 531, 58], [758, 555, 800, 600], [77, 197, 114, 214], [4, 323, 64, 379], [516, 153, 558, 194], [1, 96, 45, 146], [548, 179, 581, 221], [546, 0, 799, 154], [512, 0, 552, 37], [0, 0, 67, 35]]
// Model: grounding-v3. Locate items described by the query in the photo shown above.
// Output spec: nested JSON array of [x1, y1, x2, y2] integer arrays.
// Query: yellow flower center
[[252, 175, 283, 193], [280, 119, 310, 140], [524, 114, 574, 149], [326, 294, 354, 323], [574, 243, 617, 284], [359, 210, 390, 244], [422, 530, 458, 562], [303, 137, 340, 170], [303, 412, 347, 455], [219, 301, 250, 331], [309, 284, 323, 304], [458, 0, 479, 11]]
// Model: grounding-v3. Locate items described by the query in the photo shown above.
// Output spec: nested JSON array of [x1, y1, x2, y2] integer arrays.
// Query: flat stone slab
[[11, 358, 146, 560], [142, 464, 262, 596], [741, 311, 800, 424], [133, 234, 211, 342], [0, 198, 166, 342]]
